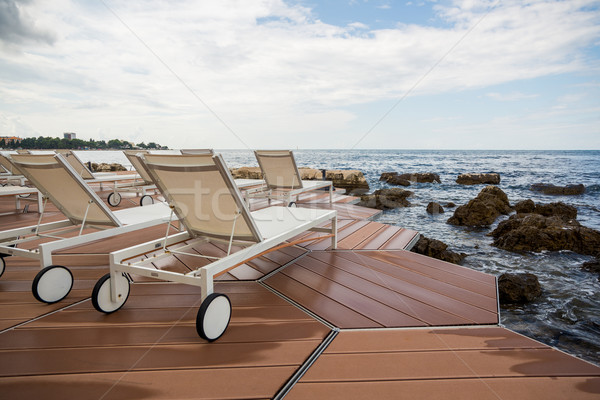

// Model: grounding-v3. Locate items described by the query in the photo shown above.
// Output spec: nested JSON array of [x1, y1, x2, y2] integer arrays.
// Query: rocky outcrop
[[309, 169, 369, 195], [230, 167, 263, 180], [426, 202, 444, 214], [230, 167, 370, 194], [490, 214, 600, 255], [498, 273, 542, 304], [582, 258, 600, 281], [447, 186, 512, 226], [381, 172, 440, 184], [358, 188, 413, 210], [91, 162, 127, 172], [456, 173, 500, 185], [380, 172, 410, 186], [410, 235, 467, 264], [513, 200, 577, 221], [530, 183, 585, 195]]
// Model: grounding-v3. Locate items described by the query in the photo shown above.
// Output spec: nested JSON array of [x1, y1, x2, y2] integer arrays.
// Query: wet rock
[[582, 259, 600, 281], [399, 172, 441, 183], [513, 200, 577, 221], [456, 173, 500, 185], [411, 235, 467, 264], [490, 214, 600, 255], [379, 172, 410, 186], [93, 162, 127, 172], [530, 183, 585, 195], [445, 202, 456, 208], [426, 202, 445, 214], [358, 188, 413, 210], [447, 186, 512, 226], [498, 272, 542, 304]]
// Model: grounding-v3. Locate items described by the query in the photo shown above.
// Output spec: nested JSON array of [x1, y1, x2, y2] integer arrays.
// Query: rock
[[380, 172, 410, 186], [456, 173, 501, 185], [445, 202, 456, 208], [530, 183, 585, 195], [582, 259, 600, 281], [426, 202, 444, 214], [93, 162, 127, 172], [490, 213, 600, 255], [513, 200, 577, 221], [410, 235, 467, 264], [447, 186, 512, 226], [398, 172, 441, 183], [230, 167, 263, 180], [358, 188, 413, 210], [498, 273, 542, 304]]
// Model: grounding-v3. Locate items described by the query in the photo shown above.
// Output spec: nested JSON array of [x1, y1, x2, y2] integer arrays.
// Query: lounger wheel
[[140, 195, 154, 206], [196, 293, 231, 342], [107, 192, 122, 207], [31, 265, 74, 303], [0, 256, 5, 278], [92, 273, 130, 313], [288, 201, 297, 208]]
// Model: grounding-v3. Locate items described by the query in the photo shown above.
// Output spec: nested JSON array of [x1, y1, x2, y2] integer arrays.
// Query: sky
[[0, 0, 599, 150]]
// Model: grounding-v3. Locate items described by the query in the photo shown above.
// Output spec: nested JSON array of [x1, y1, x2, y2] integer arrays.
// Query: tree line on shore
[[0, 136, 167, 150]]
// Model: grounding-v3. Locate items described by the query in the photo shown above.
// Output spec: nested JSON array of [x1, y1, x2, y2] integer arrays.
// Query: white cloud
[[0, 0, 599, 149]]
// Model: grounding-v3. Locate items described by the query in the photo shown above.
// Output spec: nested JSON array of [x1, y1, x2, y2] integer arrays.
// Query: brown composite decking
[[286, 327, 600, 399], [264, 250, 498, 329], [2, 185, 600, 399]]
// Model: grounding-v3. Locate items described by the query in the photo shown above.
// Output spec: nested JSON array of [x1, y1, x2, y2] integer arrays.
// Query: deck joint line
[[258, 248, 311, 283], [0, 297, 91, 335], [273, 328, 339, 400]]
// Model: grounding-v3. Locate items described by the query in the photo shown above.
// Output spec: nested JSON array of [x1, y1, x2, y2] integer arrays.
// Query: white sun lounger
[[0, 153, 27, 185], [91, 153, 337, 341], [254, 150, 333, 206], [0, 185, 43, 212], [0, 153, 176, 304]]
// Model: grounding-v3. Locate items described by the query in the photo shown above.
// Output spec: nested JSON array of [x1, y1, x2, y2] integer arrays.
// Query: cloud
[[486, 92, 539, 101], [0, 0, 55, 48], [0, 0, 598, 148]]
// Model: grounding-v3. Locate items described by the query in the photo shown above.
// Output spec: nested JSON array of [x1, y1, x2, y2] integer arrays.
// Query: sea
[[76, 149, 600, 366]]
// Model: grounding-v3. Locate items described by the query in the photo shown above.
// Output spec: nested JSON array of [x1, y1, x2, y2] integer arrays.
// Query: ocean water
[[77, 149, 600, 365]]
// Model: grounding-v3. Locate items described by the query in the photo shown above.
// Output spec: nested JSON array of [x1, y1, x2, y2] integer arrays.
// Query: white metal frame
[[0, 185, 43, 211]]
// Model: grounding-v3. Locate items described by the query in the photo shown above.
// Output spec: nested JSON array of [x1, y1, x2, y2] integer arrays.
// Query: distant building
[[0, 136, 22, 144], [64, 132, 76, 140]]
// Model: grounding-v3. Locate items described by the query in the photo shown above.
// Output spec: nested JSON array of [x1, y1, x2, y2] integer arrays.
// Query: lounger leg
[[331, 216, 338, 250], [200, 268, 213, 302], [329, 184, 333, 204]]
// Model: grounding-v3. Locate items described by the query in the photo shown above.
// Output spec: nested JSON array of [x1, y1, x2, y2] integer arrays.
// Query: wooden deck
[[287, 327, 600, 399], [1, 186, 600, 399]]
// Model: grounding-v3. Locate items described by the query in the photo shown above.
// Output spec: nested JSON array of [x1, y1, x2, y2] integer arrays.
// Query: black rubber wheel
[[287, 201, 297, 208], [32, 265, 74, 304], [92, 273, 130, 313], [196, 293, 231, 342], [107, 192, 122, 207], [0, 256, 5, 279], [140, 195, 154, 206]]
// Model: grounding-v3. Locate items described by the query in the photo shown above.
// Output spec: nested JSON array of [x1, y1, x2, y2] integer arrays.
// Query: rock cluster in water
[[447, 186, 512, 226], [91, 162, 127, 172], [498, 272, 542, 304], [357, 188, 413, 210], [410, 235, 466, 265], [456, 173, 500, 185], [426, 201, 444, 214], [379, 172, 441, 185], [229, 167, 370, 195], [530, 183, 585, 195]]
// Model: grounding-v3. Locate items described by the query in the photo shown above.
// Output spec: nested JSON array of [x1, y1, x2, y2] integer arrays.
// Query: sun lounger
[[0, 185, 42, 213], [180, 149, 214, 155], [254, 150, 333, 206], [0, 153, 176, 304], [91, 153, 337, 341], [0, 153, 27, 185]]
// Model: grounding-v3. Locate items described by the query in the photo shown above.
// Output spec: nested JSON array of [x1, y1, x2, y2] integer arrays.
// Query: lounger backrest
[[10, 154, 121, 227], [123, 150, 153, 184], [254, 150, 303, 189], [0, 154, 21, 175], [142, 153, 262, 242], [180, 149, 214, 155], [55, 149, 95, 179]]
